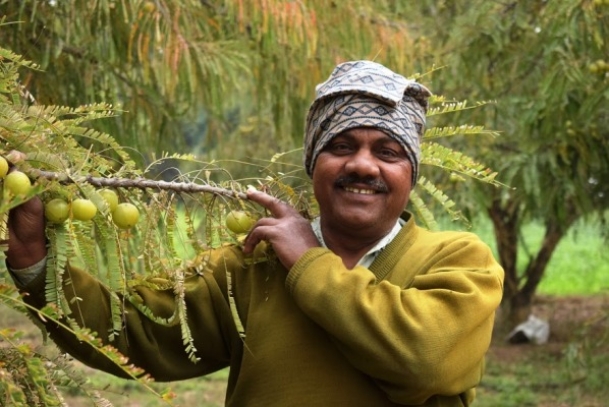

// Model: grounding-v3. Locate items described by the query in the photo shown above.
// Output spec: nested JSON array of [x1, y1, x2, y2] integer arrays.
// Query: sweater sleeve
[[285, 233, 504, 405], [18, 251, 239, 382]]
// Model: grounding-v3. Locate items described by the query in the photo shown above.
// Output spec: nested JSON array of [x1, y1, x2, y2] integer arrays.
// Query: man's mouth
[[343, 186, 377, 195], [335, 175, 388, 194]]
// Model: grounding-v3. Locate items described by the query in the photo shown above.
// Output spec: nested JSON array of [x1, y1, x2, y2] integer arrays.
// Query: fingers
[[242, 189, 293, 252], [5, 195, 47, 269], [5, 150, 27, 164], [7, 195, 45, 241], [242, 215, 283, 252], [242, 217, 318, 269], [242, 221, 271, 254], [241, 189, 320, 269], [246, 189, 293, 218]]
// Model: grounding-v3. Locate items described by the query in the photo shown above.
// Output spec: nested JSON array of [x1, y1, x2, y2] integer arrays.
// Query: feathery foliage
[[0, 44, 500, 402], [0, 3, 502, 402], [423, 0, 609, 324]]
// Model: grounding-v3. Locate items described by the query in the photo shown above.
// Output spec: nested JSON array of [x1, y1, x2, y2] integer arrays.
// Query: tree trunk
[[487, 198, 522, 332], [510, 216, 577, 323], [487, 199, 519, 299], [489, 198, 579, 330]]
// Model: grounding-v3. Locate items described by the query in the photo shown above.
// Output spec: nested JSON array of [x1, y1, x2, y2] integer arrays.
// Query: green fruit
[[98, 189, 119, 212], [45, 198, 70, 224], [0, 157, 9, 179], [589, 62, 599, 74], [225, 210, 256, 234], [142, 1, 156, 12], [71, 198, 98, 221], [4, 171, 32, 196], [112, 202, 140, 229]]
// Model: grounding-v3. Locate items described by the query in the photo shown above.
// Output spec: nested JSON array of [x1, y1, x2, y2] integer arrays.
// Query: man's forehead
[[334, 128, 405, 145]]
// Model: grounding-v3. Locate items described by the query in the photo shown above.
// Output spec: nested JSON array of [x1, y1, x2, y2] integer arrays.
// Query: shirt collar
[[311, 217, 404, 268]]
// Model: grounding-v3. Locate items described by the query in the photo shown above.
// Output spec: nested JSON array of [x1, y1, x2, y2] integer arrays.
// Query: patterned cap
[[304, 60, 432, 186]]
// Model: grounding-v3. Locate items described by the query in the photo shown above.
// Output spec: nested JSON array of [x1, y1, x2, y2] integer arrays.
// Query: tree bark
[[488, 198, 520, 301], [490, 197, 579, 329], [510, 214, 578, 323]]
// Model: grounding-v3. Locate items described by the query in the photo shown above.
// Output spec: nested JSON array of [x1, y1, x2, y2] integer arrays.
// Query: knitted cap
[[304, 60, 431, 186]]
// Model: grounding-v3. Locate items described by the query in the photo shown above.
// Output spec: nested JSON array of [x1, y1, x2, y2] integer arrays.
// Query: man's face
[[312, 127, 413, 238]]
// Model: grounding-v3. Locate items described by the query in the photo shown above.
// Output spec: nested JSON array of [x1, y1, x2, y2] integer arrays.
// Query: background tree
[[0, 2, 500, 404], [423, 0, 609, 326], [0, 0, 433, 172]]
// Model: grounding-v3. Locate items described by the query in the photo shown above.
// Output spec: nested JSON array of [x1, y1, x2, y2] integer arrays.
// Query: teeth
[[344, 187, 376, 195]]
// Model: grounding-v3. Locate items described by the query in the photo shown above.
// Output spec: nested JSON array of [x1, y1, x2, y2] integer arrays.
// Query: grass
[[475, 323, 609, 407], [451, 216, 609, 295], [536, 221, 609, 295], [66, 367, 229, 406], [478, 355, 584, 407]]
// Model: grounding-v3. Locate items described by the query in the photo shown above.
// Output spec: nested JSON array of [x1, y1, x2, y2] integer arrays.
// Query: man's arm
[[243, 188, 501, 403], [286, 235, 504, 405], [4, 196, 236, 381]]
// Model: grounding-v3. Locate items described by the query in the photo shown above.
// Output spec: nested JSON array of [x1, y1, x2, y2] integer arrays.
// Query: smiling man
[[312, 128, 413, 266], [6, 61, 504, 406]]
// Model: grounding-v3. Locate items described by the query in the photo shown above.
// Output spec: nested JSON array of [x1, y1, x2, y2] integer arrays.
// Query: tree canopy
[[1, 0, 434, 168], [424, 0, 609, 323]]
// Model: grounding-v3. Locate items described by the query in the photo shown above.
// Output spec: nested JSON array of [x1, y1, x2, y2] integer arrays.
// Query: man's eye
[[328, 143, 352, 153], [378, 148, 399, 159]]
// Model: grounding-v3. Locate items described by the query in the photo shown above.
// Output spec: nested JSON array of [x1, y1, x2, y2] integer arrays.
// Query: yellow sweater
[[21, 214, 504, 406]]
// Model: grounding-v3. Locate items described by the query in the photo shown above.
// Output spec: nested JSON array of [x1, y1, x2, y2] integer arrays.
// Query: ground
[[479, 294, 609, 407], [491, 294, 608, 358]]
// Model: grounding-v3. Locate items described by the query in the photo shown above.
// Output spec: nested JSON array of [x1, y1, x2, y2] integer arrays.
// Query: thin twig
[[32, 169, 249, 200]]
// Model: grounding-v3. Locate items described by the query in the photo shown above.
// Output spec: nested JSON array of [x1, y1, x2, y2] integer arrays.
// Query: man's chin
[[331, 213, 383, 233]]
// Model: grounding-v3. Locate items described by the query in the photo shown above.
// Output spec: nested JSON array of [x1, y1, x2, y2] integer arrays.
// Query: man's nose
[[344, 149, 380, 178]]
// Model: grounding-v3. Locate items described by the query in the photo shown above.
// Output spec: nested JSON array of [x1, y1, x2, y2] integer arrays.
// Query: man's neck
[[318, 221, 396, 269]]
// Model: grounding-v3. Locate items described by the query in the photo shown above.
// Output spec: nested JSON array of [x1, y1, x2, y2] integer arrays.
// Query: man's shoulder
[[396, 217, 490, 258], [416, 226, 488, 250]]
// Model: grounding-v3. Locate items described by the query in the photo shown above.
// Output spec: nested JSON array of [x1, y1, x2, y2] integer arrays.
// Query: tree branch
[[32, 169, 249, 200]]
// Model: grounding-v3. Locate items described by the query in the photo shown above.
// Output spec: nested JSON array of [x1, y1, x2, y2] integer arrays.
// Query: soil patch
[[491, 294, 608, 359], [481, 294, 608, 407]]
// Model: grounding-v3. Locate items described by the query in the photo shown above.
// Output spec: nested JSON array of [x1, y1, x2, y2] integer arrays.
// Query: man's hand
[[243, 189, 320, 270], [5, 195, 47, 269]]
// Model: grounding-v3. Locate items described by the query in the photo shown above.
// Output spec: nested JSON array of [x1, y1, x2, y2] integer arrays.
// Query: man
[[6, 61, 504, 406]]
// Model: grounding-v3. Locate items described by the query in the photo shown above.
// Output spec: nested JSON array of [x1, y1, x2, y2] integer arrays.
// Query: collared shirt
[[311, 217, 404, 268]]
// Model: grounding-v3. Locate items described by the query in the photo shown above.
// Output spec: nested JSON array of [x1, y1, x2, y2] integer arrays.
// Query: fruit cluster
[[588, 59, 609, 74], [1, 156, 32, 197], [1, 156, 140, 230], [2, 155, 261, 235], [44, 190, 140, 229]]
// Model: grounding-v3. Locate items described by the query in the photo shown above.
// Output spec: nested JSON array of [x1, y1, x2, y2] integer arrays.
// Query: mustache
[[334, 175, 389, 192]]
